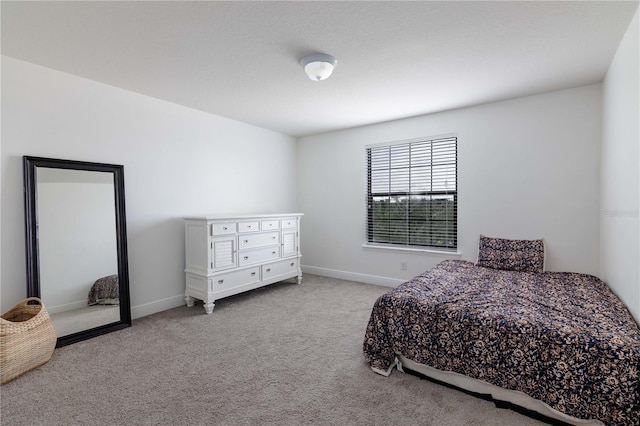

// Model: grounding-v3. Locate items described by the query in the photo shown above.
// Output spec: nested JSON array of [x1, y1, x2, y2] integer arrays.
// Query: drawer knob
[[248, 225, 252, 228], [251, 272, 256, 276], [272, 236, 276, 240], [223, 227, 228, 231], [244, 256, 249, 260], [272, 251, 276, 255], [266, 268, 271, 273], [244, 239, 249, 243], [290, 263, 294, 267], [218, 279, 224, 284]]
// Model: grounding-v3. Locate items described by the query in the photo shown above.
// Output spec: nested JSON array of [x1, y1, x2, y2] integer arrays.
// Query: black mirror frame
[[23, 156, 131, 347]]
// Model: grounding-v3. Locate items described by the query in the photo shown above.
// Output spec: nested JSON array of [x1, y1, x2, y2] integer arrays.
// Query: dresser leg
[[297, 274, 303, 285], [203, 302, 215, 314], [185, 295, 195, 307]]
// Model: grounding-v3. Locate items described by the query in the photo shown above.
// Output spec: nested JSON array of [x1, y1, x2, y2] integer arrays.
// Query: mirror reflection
[[36, 168, 121, 337]]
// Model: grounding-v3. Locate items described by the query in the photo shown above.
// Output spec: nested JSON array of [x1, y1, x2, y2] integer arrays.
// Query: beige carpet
[[0, 274, 546, 426]]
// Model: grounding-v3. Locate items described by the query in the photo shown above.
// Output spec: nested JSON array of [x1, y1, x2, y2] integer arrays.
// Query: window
[[366, 135, 457, 250]]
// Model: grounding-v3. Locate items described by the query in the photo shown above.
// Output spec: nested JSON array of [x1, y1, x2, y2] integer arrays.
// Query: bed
[[363, 237, 640, 426]]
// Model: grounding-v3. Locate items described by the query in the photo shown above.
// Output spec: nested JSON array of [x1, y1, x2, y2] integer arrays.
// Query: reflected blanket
[[363, 260, 640, 425]]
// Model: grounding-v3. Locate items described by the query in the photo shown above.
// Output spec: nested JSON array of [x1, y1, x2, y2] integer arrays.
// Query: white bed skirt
[[392, 354, 604, 426]]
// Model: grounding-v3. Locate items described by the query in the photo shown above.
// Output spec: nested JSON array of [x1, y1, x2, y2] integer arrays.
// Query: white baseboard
[[130, 267, 402, 320], [131, 294, 185, 320], [301, 265, 404, 288]]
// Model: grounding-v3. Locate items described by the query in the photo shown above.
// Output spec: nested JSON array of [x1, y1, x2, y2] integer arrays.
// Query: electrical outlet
[[401, 261, 407, 270]]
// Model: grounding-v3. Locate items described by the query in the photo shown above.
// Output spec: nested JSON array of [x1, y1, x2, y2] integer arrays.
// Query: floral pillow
[[88, 274, 120, 305], [476, 235, 545, 273]]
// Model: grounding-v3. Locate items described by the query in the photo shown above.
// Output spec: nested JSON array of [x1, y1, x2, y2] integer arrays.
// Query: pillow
[[476, 235, 545, 273], [88, 274, 120, 305]]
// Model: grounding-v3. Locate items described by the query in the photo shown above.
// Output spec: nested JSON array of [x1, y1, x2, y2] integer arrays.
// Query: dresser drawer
[[238, 221, 259, 233], [211, 222, 236, 235], [263, 259, 298, 280], [281, 218, 297, 229], [261, 220, 279, 231], [239, 231, 279, 250], [238, 246, 280, 266], [213, 267, 260, 291]]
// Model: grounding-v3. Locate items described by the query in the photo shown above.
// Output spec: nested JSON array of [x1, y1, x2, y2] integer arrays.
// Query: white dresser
[[184, 214, 303, 314]]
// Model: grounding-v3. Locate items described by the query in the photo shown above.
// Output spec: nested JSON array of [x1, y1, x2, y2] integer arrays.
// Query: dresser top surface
[[184, 213, 303, 221]]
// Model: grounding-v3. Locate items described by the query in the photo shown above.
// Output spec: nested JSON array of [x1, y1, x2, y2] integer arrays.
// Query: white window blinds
[[366, 136, 457, 249]]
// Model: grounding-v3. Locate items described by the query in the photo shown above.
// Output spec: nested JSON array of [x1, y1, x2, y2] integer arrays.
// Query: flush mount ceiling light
[[300, 53, 337, 81]]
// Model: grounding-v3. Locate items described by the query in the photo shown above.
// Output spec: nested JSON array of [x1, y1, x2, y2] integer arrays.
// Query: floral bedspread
[[363, 260, 640, 425]]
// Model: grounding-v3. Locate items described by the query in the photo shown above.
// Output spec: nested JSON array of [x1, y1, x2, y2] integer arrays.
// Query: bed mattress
[[363, 260, 640, 425]]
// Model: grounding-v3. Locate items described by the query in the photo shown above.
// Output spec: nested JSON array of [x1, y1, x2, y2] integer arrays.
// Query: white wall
[[298, 85, 601, 285], [601, 9, 640, 323], [1, 56, 298, 317]]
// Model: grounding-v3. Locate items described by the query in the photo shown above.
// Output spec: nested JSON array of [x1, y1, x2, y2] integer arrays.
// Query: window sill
[[361, 243, 462, 256]]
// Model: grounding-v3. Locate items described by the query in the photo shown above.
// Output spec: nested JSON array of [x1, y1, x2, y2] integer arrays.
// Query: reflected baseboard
[[48, 300, 88, 315]]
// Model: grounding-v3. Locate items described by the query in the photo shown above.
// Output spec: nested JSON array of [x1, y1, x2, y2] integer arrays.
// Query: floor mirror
[[23, 156, 131, 347]]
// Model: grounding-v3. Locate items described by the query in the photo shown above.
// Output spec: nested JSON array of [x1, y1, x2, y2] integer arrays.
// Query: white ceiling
[[2, 1, 638, 137]]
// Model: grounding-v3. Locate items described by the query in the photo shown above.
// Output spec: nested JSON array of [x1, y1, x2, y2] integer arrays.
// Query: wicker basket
[[1, 297, 57, 384]]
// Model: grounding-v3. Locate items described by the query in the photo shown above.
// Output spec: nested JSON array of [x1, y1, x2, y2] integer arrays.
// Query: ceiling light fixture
[[300, 53, 337, 81]]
